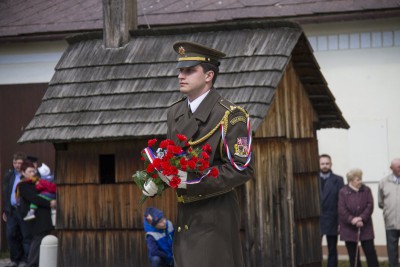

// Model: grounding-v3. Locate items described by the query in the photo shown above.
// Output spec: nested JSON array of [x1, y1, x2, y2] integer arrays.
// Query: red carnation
[[146, 163, 155, 173], [169, 176, 181, 189], [210, 167, 219, 178], [152, 158, 162, 170], [148, 138, 157, 147], [180, 157, 188, 167], [201, 151, 210, 161], [187, 160, 196, 170], [160, 139, 174, 149], [177, 134, 187, 142], [202, 143, 212, 153]]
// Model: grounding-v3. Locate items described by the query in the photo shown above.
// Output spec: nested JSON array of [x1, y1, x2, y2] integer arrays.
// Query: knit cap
[[38, 163, 51, 177], [144, 207, 164, 227]]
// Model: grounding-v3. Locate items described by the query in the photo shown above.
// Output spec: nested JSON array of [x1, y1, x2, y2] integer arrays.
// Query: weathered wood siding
[[55, 140, 178, 266], [245, 60, 322, 267], [254, 61, 317, 139]]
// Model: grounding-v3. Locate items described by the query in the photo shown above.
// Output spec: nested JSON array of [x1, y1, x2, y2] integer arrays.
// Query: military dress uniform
[[167, 41, 255, 267]]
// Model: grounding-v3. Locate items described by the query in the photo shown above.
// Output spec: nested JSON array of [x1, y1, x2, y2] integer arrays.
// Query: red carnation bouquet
[[133, 134, 219, 203]]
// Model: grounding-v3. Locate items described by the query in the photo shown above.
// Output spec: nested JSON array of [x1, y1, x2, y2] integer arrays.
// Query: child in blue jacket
[[144, 207, 174, 267]]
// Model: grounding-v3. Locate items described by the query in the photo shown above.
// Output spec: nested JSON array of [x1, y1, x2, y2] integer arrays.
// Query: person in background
[[319, 154, 344, 267], [144, 207, 174, 267], [2, 152, 32, 267], [378, 158, 400, 267], [338, 168, 379, 267], [21, 174, 56, 221], [26, 156, 40, 177], [17, 161, 56, 267]]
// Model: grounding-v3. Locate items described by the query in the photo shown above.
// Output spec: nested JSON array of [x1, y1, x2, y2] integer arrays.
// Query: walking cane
[[354, 227, 361, 267]]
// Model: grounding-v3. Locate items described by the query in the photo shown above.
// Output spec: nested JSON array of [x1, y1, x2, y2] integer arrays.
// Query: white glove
[[158, 170, 188, 189], [142, 180, 158, 196]]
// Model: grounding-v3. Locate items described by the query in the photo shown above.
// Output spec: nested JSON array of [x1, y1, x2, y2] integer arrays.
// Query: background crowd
[[2, 152, 56, 267], [320, 154, 400, 267]]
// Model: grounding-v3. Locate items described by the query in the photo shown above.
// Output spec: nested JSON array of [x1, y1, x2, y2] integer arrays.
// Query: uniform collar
[[174, 89, 221, 123], [188, 90, 210, 113]]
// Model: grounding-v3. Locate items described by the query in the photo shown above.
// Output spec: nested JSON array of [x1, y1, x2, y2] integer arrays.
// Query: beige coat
[[167, 89, 254, 267], [378, 174, 400, 230]]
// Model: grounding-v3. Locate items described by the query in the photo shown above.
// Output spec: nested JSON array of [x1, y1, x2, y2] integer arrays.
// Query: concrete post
[[39, 235, 58, 267]]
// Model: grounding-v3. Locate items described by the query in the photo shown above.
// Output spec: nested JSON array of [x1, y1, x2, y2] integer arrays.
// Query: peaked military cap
[[173, 41, 226, 68]]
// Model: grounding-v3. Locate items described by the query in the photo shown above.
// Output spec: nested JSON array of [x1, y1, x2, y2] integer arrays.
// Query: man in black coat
[[2, 152, 32, 267], [319, 154, 344, 267]]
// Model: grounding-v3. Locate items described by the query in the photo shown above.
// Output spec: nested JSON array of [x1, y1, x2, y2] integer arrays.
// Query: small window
[[99, 154, 115, 184]]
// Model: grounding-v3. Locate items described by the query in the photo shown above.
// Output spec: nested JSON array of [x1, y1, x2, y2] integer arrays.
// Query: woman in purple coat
[[338, 168, 379, 267]]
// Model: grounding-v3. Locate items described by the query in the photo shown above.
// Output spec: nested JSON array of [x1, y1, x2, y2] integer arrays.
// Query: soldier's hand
[[142, 180, 158, 196], [158, 170, 187, 189]]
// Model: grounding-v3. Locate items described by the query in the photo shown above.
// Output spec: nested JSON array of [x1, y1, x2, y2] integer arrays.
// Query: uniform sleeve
[[187, 109, 254, 196]]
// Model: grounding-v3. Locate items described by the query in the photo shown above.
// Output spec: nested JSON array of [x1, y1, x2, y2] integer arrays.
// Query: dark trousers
[[345, 239, 379, 267], [27, 232, 50, 267], [6, 209, 32, 263], [386, 229, 400, 267], [150, 256, 173, 267], [326, 235, 338, 267]]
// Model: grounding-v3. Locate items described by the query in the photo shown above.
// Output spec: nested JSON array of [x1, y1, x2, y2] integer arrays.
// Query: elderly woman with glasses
[[338, 168, 379, 267]]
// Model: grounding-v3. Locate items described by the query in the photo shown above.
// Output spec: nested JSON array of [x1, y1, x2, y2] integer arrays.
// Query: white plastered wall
[[0, 40, 67, 84]]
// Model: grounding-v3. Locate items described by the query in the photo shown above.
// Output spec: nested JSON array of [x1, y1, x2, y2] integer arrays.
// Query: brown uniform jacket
[[167, 89, 254, 267]]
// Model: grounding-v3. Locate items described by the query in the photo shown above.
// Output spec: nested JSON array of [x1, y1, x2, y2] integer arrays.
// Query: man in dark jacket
[[145, 41, 254, 267], [2, 152, 32, 267], [319, 154, 344, 267]]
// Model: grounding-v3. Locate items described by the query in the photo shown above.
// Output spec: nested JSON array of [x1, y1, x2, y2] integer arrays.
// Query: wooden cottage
[[19, 20, 348, 267]]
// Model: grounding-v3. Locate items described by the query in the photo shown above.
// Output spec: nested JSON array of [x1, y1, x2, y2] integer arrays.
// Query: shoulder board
[[169, 96, 187, 107], [219, 98, 236, 112], [219, 99, 249, 117]]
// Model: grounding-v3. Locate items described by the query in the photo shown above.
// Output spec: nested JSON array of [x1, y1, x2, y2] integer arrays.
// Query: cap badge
[[178, 46, 186, 56]]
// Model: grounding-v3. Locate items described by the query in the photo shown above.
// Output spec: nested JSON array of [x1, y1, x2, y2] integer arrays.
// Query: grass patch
[[323, 260, 389, 267]]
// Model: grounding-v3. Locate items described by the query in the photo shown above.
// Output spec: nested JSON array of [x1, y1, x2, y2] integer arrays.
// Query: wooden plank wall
[[0, 83, 55, 252], [254, 61, 318, 139], [248, 60, 322, 267], [55, 139, 178, 267]]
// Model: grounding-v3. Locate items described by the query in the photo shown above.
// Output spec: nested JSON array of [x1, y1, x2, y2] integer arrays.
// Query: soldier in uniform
[[159, 41, 254, 267]]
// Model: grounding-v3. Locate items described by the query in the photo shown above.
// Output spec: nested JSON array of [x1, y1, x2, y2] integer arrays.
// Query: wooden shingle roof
[[1, 0, 400, 39], [18, 21, 349, 143]]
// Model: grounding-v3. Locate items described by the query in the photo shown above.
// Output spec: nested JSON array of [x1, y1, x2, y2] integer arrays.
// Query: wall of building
[[0, 40, 67, 84], [303, 17, 400, 248]]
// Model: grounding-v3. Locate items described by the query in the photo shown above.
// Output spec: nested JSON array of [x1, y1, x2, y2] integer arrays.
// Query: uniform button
[[178, 227, 181, 232], [184, 225, 189, 230]]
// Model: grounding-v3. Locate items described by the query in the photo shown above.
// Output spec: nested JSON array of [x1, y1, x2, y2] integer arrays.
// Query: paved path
[[0, 258, 14, 267]]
